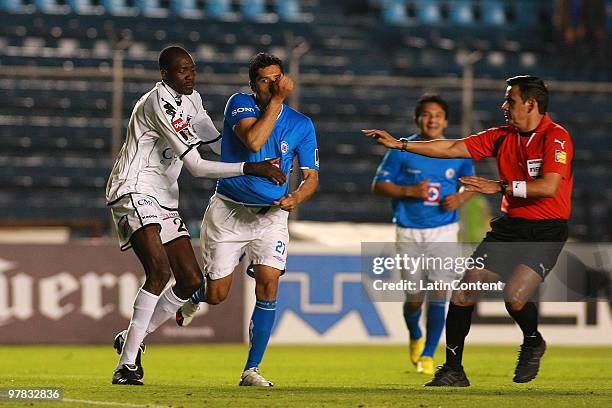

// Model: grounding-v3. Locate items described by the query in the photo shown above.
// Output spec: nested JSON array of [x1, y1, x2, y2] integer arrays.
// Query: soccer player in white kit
[[106, 46, 286, 385]]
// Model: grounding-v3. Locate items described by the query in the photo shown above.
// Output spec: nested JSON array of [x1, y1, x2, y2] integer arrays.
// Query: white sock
[[118, 288, 158, 368], [146, 287, 188, 334]]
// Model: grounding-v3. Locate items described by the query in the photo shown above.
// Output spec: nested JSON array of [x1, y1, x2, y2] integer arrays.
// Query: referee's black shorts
[[472, 215, 568, 280]]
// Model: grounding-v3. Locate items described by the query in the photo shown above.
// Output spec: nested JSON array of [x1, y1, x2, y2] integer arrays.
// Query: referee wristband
[[512, 181, 527, 198]]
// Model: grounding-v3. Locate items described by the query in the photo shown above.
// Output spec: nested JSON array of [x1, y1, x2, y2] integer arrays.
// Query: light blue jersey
[[373, 134, 474, 228], [216, 92, 319, 205]]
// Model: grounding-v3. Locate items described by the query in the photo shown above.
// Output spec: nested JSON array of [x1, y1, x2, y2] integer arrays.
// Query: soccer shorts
[[396, 222, 460, 288], [472, 215, 568, 280], [109, 193, 190, 251], [200, 194, 289, 280]]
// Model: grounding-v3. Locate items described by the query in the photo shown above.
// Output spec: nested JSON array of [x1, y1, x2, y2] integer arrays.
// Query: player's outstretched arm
[[362, 129, 471, 158], [182, 149, 286, 184], [274, 168, 318, 212]]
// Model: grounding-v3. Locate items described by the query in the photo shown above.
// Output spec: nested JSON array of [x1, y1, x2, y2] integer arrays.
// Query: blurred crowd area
[[0, 0, 611, 242]]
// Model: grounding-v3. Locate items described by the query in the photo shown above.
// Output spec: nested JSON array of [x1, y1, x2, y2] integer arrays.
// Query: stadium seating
[[0, 0, 610, 240]]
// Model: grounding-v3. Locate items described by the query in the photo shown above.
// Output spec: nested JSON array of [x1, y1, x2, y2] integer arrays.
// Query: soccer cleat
[[112, 364, 144, 385], [424, 364, 470, 387], [513, 338, 547, 383], [175, 299, 200, 327], [417, 356, 435, 375], [409, 337, 425, 366], [239, 367, 274, 387], [113, 330, 146, 380]]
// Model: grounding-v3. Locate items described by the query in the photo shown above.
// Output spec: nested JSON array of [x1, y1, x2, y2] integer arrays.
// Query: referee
[[363, 76, 574, 386]]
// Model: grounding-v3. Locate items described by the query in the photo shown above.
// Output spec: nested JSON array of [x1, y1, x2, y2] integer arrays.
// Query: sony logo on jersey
[[231, 107, 256, 116], [527, 158, 542, 178]]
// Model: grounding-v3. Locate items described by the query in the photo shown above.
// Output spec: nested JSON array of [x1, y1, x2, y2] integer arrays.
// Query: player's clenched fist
[[274, 192, 300, 212], [407, 180, 430, 201], [244, 158, 287, 185], [271, 75, 294, 101]]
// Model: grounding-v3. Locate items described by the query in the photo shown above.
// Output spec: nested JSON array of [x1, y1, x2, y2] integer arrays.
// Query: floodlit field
[[0, 344, 610, 407]]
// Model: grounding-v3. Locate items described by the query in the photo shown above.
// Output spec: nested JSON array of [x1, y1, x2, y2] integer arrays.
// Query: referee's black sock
[[445, 303, 474, 369], [506, 301, 542, 347]]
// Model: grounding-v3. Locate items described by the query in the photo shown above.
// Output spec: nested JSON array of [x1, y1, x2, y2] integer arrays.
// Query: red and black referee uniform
[[463, 114, 574, 279]]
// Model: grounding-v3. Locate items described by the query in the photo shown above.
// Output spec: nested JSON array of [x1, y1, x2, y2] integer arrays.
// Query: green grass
[[0, 344, 610, 407]]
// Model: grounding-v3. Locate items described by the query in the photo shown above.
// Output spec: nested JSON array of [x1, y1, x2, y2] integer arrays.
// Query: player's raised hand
[[460, 176, 500, 194], [274, 192, 300, 212], [361, 129, 402, 150], [271, 75, 294, 101], [244, 158, 287, 185]]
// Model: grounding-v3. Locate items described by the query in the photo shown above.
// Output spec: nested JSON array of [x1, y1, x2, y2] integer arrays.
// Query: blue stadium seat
[[480, 0, 506, 25], [170, 0, 200, 17], [0, 0, 22, 12], [449, 0, 474, 25], [276, 0, 300, 21], [102, 0, 132, 15], [416, 0, 441, 24], [206, 0, 231, 19], [242, 0, 265, 21], [381, 0, 407, 25]]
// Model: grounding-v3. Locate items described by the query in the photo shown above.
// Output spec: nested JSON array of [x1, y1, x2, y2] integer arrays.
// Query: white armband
[[512, 181, 527, 198], [182, 148, 244, 178]]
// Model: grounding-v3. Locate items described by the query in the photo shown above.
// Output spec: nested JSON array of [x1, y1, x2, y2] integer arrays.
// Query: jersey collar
[[160, 81, 184, 106]]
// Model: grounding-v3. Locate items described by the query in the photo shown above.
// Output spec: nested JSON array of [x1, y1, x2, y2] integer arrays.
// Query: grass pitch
[[0, 344, 610, 407]]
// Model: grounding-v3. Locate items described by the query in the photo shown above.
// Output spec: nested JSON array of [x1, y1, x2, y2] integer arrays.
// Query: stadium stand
[[0, 0, 610, 240]]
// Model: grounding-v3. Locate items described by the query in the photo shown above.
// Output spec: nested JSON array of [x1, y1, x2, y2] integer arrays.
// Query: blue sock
[[245, 298, 277, 370], [190, 276, 206, 304], [422, 301, 446, 357], [403, 301, 422, 340]]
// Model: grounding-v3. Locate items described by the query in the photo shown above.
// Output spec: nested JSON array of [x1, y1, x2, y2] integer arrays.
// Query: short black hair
[[248, 52, 284, 83], [506, 75, 549, 113], [159, 46, 190, 71], [414, 94, 449, 124]]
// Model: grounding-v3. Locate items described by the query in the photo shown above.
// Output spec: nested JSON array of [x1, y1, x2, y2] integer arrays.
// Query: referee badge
[[555, 150, 567, 164]]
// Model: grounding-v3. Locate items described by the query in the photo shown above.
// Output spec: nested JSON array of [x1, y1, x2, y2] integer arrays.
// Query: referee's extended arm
[[362, 129, 471, 158]]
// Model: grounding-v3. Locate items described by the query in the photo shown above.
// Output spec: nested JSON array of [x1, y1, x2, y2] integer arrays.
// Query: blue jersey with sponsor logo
[[216, 92, 319, 205], [373, 134, 474, 229]]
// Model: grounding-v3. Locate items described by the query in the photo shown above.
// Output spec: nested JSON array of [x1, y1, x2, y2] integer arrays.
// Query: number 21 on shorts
[[275, 240, 286, 255]]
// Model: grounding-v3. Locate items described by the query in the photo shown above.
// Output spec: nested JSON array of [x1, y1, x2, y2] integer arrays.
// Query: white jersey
[[106, 81, 221, 209]]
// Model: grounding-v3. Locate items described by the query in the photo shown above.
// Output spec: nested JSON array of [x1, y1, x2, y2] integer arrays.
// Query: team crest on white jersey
[[445, 168, 455, 179]]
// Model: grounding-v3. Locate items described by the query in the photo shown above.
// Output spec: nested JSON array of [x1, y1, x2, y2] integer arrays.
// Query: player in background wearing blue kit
[[176, 53, 319, 386], [372, 94, 474, 375]]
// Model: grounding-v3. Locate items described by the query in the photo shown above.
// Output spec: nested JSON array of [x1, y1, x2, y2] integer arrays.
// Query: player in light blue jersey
[[176, 53, 319, 387], [372, 94, 474, 375]]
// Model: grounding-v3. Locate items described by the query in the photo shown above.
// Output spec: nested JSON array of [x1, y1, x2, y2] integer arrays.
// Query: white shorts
[[396, 222, 460, 286], [109, 193, 190, 251], [200, 194, 289, 280]]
